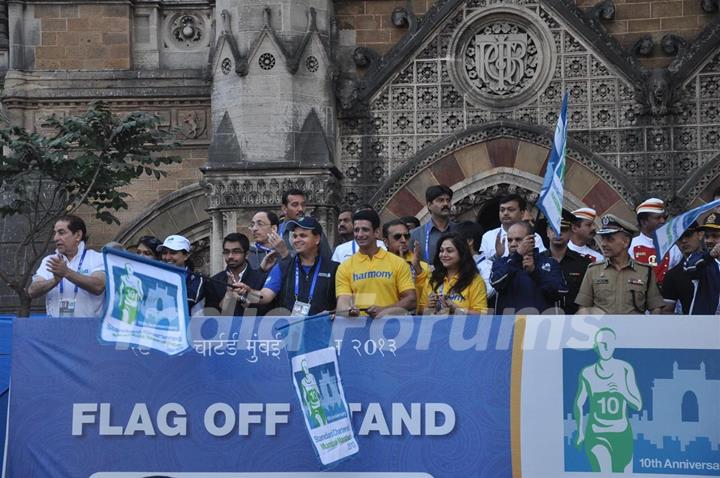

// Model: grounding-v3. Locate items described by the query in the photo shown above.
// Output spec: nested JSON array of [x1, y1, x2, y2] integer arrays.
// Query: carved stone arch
[[113, 183, 211, 273], [677, 151, 720, 209], [371, 121, 640, 225]]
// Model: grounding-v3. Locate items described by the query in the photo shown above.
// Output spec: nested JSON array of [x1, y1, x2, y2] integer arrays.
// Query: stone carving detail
[[258, 53, 276, 70], [635, 69, 681, 116], [701, 0, 719, 13], [203, 176, 341, 210], [465, 23, 536, 96], [391, 6, 419, 33], [587, 0, 616, 26], [168, 13, 205, 50], [661, 34, 688, 56], [221, 58, 232, 75], [631, 36, 654, 57], [305, 55, 319, 72], [448, 6, 556, 109], [178, 111, 207, 139]]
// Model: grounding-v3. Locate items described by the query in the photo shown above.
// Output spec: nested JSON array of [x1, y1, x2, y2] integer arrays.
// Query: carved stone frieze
[[202, 173, 342, 211]]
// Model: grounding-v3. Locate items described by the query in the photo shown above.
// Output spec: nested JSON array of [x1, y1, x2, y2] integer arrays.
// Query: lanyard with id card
[[58, 248, 88, 317], [292, 257, 322, 317]]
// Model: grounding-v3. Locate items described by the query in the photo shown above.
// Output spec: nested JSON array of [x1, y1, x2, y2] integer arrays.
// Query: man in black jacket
[[205, 233, 267, 316]]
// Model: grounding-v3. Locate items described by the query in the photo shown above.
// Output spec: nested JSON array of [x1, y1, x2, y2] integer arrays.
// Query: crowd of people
[[29, 185, 720, 318]]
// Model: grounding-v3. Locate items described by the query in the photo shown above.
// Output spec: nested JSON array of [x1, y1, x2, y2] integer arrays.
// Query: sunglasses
[[391, 233, 411, 240]]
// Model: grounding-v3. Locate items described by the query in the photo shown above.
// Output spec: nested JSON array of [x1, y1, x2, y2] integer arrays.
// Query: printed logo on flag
[[291, 347, 359, 465], [111, 263, 180, 331], [562, 328, 720, 475]]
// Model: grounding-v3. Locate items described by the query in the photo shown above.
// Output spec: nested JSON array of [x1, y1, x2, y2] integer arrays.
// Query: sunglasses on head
[[391, 233, 411, 240]]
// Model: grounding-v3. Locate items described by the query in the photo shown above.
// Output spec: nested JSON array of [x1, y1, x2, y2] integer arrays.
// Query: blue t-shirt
[[264, 263, 312, 294]]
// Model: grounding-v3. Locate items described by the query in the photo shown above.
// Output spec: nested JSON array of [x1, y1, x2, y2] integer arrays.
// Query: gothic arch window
[[681, 391, 699, 422]]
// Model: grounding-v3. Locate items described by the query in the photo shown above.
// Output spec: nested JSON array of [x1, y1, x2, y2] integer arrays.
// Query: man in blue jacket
[[684, 213, 720, 314], [491, 221, 567, 314]]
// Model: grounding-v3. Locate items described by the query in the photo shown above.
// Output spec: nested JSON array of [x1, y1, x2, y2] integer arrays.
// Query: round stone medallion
[[447, 5, 557, 110]]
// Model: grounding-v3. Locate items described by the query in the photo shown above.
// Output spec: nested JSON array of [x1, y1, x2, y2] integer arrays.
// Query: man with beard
[[205, 233, 267, 316], [662, 222, 703, 314], [683, 213, 720, 314], [480, 194, 546, 259], [569, 208, 603, 262], [544, 219, 591, 314], [410, 185, 459, 262]]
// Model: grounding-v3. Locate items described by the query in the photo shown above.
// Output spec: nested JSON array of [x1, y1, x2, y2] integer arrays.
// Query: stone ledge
[[2, 68, 211, 99]]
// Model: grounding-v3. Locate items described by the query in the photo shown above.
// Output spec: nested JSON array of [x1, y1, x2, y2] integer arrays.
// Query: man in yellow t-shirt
[[336, 210, 416, 318]]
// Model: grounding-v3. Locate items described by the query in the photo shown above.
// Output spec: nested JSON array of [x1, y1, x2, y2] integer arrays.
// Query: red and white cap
[[636, 198, 666, 215], [571, 207, 597, 222]]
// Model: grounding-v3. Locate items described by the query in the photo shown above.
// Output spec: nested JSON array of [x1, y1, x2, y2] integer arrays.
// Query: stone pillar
[[203, 0, 341, 244], [210, 211, 223, 275]]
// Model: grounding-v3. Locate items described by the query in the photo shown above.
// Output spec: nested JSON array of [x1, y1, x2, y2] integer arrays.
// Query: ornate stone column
[[203, 0, 341, 245]]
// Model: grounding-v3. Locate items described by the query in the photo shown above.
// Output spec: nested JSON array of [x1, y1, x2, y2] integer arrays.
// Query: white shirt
[[479, 226, 547, 259], [568, 240, 604, 262], [33, 241, 105, 318], [331, 239, 386, 264]]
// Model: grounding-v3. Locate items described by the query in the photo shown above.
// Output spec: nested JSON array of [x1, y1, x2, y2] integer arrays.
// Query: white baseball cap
[[157, 235, 191, 253]]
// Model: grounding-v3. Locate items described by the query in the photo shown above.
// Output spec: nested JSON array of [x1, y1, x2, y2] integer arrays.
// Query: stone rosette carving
[[447, 5, 557, 110], [166, 12, 207, 51]]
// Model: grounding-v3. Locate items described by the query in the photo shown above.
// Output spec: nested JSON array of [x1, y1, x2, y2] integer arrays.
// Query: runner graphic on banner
[[574, 328, 642, 473]]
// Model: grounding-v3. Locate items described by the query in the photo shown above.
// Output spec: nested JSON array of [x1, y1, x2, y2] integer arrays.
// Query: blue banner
[[5, 315, 514, 477]]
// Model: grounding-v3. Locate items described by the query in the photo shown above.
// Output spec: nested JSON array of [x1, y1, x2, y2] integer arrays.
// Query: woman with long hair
[[424, 233, 487, 314]]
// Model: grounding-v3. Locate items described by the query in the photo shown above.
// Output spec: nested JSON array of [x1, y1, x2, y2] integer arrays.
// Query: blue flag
[[276, 314, 359, 467], [99, 247, 190, 355], [653, 199, 720, 261], [538, 93, 569, 236]]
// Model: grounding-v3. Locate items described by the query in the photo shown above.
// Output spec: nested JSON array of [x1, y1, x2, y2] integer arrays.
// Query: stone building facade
[[1, 0, 720, 310]]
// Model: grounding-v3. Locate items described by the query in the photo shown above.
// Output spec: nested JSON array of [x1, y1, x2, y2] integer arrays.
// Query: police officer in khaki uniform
[[575, 214, 665, 315]]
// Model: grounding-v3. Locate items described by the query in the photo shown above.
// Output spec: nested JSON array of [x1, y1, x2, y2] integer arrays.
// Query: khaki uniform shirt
[[575, 257, 665, 314]]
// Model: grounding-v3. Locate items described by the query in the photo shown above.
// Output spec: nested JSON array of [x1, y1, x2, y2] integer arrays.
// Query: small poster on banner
[[99, 247, 190, 355], [291, 346, 359, 466]]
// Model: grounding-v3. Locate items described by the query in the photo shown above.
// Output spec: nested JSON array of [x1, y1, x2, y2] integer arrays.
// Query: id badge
[[291, 300, 311, 317], [59, 298, 76, 317]]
